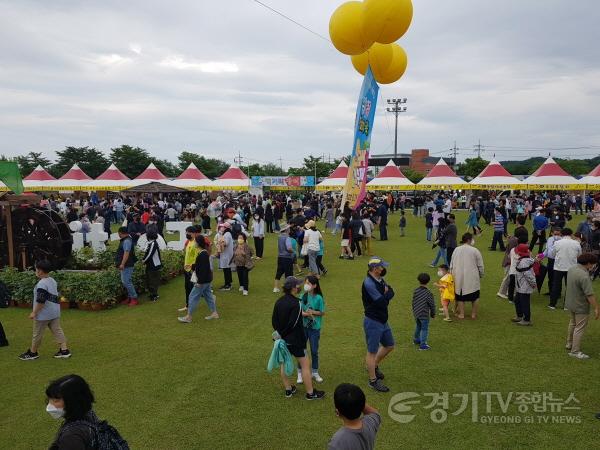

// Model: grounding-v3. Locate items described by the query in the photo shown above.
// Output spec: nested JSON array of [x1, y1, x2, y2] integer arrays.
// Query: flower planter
[[77, 302, 94, 311], [16, 302, 32, 309], [90, 303, 107, 311], [60, 302, 70, 310]]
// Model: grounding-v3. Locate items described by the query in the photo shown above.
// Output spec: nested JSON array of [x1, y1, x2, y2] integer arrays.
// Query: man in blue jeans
[[116, 227, 138, 306], [362, 257, 395, 392]]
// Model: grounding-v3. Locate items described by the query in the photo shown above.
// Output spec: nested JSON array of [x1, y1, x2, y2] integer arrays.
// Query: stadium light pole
[[386, 98, 408, 160]]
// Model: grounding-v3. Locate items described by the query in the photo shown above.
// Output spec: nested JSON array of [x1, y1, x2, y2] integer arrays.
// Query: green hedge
[[0, 250, 185, 307]]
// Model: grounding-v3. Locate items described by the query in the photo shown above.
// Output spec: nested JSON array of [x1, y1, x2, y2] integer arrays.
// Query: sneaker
[[443, 318, 453, 322], [239, 286, 244, 292], [419, 344, 431, 351], [54, 349, 72, 359], [312, 372, 324, 383], [219, 285, 232, 291], [516, 320, 532, 326], [18, 350, 39, 361], [374, 366, 385, 380], [368, 378, 390, 393], [568, 351, 590, 360], [428, 264, 436, 268], [178, 316, 192, 323], [243, 290, 248, 296], [547, 306, 556, 310], [511, 317, 524, 323], [285, 385, 297, 398], [306, 390, 326, 400], [497, 292, 508, 299], [273, 288, 281, 293], [205, 312, 219, 320], [297, 372, 303, 384], [128, 299, 139, 307], [412, 339, 421, 345]]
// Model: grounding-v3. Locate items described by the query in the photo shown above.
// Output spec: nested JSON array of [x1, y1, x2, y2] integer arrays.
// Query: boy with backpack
[[19, 260, 71, 361]]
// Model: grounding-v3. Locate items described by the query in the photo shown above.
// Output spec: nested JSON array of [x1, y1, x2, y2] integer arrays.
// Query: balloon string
[[252, 0, 332, 44]]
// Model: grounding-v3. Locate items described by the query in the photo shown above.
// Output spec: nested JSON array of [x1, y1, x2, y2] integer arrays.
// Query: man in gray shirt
[[445, 214, 458, 264], [328, 383, 381, 450], [18, 260, 71, 361]]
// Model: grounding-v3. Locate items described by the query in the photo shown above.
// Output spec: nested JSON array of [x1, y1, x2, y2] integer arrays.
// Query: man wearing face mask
[[362, 257, 395, 392]]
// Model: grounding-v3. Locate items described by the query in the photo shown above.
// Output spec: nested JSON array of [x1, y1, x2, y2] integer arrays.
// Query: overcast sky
[[1, 0, 599, 167]]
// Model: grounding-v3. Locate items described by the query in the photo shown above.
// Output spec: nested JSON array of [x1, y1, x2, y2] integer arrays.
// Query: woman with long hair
[[296, 275, 326, 385]]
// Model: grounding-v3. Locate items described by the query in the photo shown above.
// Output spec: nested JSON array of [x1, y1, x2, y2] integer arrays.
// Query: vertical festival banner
[[341, 67, 379, 210]]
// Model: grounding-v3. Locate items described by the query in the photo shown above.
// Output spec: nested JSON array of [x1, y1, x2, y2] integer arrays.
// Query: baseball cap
[[283, 276, 303, 290], [368, 256, 389, 269]]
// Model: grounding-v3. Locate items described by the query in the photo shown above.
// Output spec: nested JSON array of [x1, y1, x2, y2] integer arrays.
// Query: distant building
[[369, 149, 455, 174]]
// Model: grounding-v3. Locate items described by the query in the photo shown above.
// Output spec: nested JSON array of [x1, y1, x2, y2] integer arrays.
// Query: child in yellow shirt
[[434, 264, 454, 322]]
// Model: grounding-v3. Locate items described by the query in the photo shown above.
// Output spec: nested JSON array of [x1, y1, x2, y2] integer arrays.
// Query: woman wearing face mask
[[216, 223, 234, 291], [296, 275, 326, 385], [449, 233, 485, 320], [231, 233, 253, 296], [46, 374, 128, 449], [251, 213, 265, 259]]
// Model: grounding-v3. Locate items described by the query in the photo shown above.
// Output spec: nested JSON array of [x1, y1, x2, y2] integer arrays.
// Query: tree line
[[1, 146, 345, 180]]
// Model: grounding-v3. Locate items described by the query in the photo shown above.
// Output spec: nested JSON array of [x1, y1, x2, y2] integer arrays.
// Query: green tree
[[402, 168, 425, 184], [259, 163, 286, 176], [51, 146, 109, 178], [556, 159, 592, 177], [456, 157, 489, 180], [15, 152, 52, 177], [288, 155, 343, 179], [110, 145, 152, 179], [177, 151, 229, 179], [152, 158, 179, 178]]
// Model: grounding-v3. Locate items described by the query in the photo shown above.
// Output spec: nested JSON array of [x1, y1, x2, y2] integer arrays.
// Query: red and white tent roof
[[469, 159, 524, 188], [168, 162, 212, 190], [367, 160, 414, 190], [135, 163, 167, 181], [417, 158, 466, 188], [87, 164, 130, 191], [211, 164, 249, 191], [316, 161, 349, 191], [52, 164, 92, 190], [525, 157, 581, 188], [579, 163, 600, 187], [24, 165, 56, 181]]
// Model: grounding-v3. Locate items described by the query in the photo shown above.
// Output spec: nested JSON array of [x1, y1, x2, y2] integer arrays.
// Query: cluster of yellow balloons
[[329, 0, 412, 84]]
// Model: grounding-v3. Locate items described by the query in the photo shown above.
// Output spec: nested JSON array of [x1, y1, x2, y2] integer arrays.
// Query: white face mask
[[437, 270, 444, 277], [46, 403, 64, 419], [303, 284, 311, 292]]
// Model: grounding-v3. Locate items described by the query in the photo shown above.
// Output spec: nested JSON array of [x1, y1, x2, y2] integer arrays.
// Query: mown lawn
[[1, 211, 599, 449]]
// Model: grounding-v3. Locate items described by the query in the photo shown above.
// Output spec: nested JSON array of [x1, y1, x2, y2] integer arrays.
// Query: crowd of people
[[3, 189, 600, 449]]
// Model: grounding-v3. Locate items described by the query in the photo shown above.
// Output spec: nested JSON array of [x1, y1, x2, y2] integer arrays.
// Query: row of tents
[[2, 156, 599, 193], [317, 157, 600, 191], [0, 162, 250, 192]]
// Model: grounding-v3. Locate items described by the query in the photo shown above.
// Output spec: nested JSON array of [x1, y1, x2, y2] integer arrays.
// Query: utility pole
[[452, 141, 458, 167], [474, 139, 484, 158], [386, 98, 408, 160], [277, 157, 283, 171]]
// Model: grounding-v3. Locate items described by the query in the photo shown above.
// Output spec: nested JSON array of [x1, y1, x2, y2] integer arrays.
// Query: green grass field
[[1, 211, 599, 449]]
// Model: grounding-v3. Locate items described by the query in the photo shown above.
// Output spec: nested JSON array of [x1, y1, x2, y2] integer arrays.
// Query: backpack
[[60, 419, 129, 450], [0, 281, 10, 308], [231, 221, 243, 239]]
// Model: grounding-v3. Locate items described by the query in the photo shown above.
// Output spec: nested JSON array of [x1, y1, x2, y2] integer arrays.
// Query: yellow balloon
[[376, 44, 408, 84], [350, 43, 394, 80], [329, 1, 374, 55], [363, 0, 413, 44]]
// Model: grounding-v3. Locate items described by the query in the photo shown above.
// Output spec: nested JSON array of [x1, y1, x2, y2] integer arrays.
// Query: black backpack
[[60, 419, 129, 450], [0, 281, 10, 308]]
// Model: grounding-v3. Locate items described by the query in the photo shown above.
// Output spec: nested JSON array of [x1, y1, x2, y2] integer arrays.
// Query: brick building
[[369, 149, 455, 175]]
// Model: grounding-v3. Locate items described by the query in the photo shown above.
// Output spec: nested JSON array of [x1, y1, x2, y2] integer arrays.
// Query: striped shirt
[[412, 286, 435, 320]]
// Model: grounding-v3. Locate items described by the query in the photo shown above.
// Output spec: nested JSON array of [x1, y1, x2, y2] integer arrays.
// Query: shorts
[[456, 290, 480, 302], [287, 344, 307, 358], [275, 257, 293, 280], [363, 317, 395, 354], [341, 239, 350, 247]]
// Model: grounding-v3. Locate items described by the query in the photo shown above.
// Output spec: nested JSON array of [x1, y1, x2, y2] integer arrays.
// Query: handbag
[[300, 243, 308, 256], [190, 271, 198, 284]]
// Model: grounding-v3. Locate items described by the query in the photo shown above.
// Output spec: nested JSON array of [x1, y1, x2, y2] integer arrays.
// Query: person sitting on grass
[[434, 264, 454, 322], [327, 383, 381, 450], [272, 276, 325, 400], [19, 260, 71, 361], [412, 273, 436, 350]]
